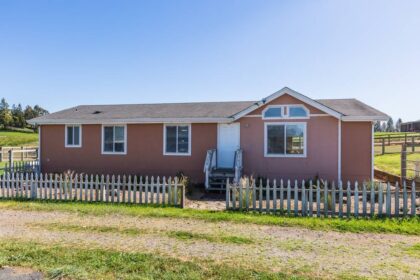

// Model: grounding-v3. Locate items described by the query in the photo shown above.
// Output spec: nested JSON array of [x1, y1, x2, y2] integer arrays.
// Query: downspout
[[38, 125, 41, 173], [338, 118, 342, 183], [371, 122, 374, 182]]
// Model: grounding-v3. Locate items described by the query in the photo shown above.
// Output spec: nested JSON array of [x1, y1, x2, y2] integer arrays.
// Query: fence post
[[412, 136, 415, 152], [382, 138, 385, 155], [8, 150, 13, 170], [21, 146, 24, 161], [181, 180, 185, 209], [411, 181, 416, 217], [401, 144, 407, 182]]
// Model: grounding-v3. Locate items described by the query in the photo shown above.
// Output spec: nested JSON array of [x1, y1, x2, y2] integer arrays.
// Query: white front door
[[217, 123, 240, 168]]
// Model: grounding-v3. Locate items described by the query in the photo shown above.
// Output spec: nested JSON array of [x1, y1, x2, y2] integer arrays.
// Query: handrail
[[233, 149, 243, 183], [204, 149, 217, 189]]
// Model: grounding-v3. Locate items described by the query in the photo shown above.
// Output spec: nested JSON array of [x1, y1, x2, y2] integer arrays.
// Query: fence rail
[[0, 173, 185, 208], [227, 178, 419, 218]]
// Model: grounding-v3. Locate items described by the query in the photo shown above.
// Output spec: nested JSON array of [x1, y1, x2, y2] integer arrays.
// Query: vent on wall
[[92, 111, 102, 115]]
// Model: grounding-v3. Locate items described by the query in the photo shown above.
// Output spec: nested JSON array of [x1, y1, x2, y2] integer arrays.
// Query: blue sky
[[0, 0, 419, 121]]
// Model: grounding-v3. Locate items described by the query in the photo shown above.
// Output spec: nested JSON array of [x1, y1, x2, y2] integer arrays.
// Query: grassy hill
[[0, 129, 38, 147]]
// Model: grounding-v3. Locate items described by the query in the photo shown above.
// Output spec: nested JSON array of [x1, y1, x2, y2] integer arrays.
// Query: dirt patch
[[0, 267, 42, 280]]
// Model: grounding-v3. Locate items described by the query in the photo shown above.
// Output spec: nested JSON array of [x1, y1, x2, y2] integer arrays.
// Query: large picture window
[[102, 125, 126, 154], [65, 125, 81, 147], [265, 123, 306, 157], [164, 124, 191, 155]]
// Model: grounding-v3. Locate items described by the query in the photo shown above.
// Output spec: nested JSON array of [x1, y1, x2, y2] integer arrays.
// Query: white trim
[[243, 114, 261, 118], [262, 104, 310, 120], [338, 119, 342, 182], [163, 124, 192, 156], [64, 124, 82, 148], [262, 105, 285, 120], [233, 87, 343, 120], [264, 122, 307, 158], [341, 115, 389, 122], [101, 124, 127, 155], [371, 122, 374, 182], [29, 117, 232, 125], [310, 114, 330, 117]]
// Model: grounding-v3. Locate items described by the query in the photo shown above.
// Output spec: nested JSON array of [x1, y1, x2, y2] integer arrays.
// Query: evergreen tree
[[33, 105, 49, 117], [381, 122, 387, 132], [386, 118, 395, 132], [0, 98, 13, 128], [11, 103, 26, 128], [374, 121, 382, 132], [395, 118, 403, 132]]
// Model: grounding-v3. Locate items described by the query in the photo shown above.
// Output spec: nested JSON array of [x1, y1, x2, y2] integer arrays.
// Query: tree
[[374, 121, 382, 132], [11, 103, 26, 128], [395, 118, 403, 132], [33, 105, 49, 117], [381, 122, 387, 132], [24, 105, 36, 121], [0, 98, 13, 128], [386, 118, 395, 132]]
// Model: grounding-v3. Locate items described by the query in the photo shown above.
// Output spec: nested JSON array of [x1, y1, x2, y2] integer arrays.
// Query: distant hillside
[[0, 129, 38, 147]]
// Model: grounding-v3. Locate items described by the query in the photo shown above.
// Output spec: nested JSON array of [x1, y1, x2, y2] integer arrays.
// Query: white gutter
[[28, 117, 234, 125], [338, 119, 342, 183]]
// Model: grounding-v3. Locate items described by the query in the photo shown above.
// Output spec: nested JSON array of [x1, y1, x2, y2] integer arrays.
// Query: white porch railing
[[204, 149, 217, 189], [234, 149, 243, 183]]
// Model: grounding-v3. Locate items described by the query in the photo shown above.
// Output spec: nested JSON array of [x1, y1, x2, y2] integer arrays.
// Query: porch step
[[208, 169, 234, 190]]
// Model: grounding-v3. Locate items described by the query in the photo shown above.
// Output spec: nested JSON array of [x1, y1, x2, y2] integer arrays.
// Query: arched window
[[262, 107, 283, 119], [288, 106, 309, 118]]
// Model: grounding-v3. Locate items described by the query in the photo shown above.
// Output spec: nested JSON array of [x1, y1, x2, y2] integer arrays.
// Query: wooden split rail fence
[[0, 173, 185, 208], [227, 178, 419, 218]]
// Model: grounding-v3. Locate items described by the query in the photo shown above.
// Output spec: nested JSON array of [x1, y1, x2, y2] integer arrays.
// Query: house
[[29, 87, 388, 189], [401, 120, 420, 132]]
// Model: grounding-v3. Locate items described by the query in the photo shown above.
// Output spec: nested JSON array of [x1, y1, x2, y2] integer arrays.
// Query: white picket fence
[[0, 173, 185, 208], [2, 160, 40, 175], [227, 178, 419, 218]]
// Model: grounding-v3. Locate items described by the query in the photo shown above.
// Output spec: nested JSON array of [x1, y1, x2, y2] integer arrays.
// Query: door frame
[[217, 123, 240, 168]]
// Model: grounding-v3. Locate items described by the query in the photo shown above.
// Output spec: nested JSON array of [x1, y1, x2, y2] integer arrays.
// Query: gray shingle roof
[[29, 96, 388, 124], [316, 98, 387, 118]]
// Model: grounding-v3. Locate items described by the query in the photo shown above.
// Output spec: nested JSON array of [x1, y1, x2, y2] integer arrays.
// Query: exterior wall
[[237, 94, 340, 181], [401, 122, 420, 132], [40, 123, 217, 183], [341, 122, 373, 183]]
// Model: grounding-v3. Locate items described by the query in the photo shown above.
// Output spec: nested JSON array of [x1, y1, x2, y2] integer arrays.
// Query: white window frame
[[262, 104, 309, 120], [163, 124, 192, 156], [101, 124, 127, 155], [262, 105, 285, 120], [65, 124, 82, 148], [264, 122, 307, 158]]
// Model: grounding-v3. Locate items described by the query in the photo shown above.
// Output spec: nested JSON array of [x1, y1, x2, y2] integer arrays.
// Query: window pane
[[114, 126, 125, 141], [104, 142, 113, 152], [166, 126, 177, 153], [114, 142, 124, 153], [67, 127, 73, 145], [267, 125, 285, 154], [177, 126, 189, 153], [73, 126, 80, 145], [264, 107, 282, 118], [289, 106, 308, 117], [104, 127, 114, 142], [286, 124, 305, 155]]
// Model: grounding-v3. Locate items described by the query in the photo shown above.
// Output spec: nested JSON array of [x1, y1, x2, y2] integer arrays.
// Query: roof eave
[[28, 117, 233, 125], [341, 115, 389, 122]]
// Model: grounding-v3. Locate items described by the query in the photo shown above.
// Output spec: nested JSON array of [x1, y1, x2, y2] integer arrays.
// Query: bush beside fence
[[227, 178, 419, 218], [0, 173, 185, 208]]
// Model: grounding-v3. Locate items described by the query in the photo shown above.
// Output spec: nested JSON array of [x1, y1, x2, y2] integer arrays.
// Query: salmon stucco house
[[29, 87, 388, 190]]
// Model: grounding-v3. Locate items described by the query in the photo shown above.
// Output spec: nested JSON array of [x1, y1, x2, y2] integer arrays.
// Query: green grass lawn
[[0, 241, 298, 280], [1, 200, 419, 235], [0, 129, 38, 147], [375, 153, 420, 177]]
